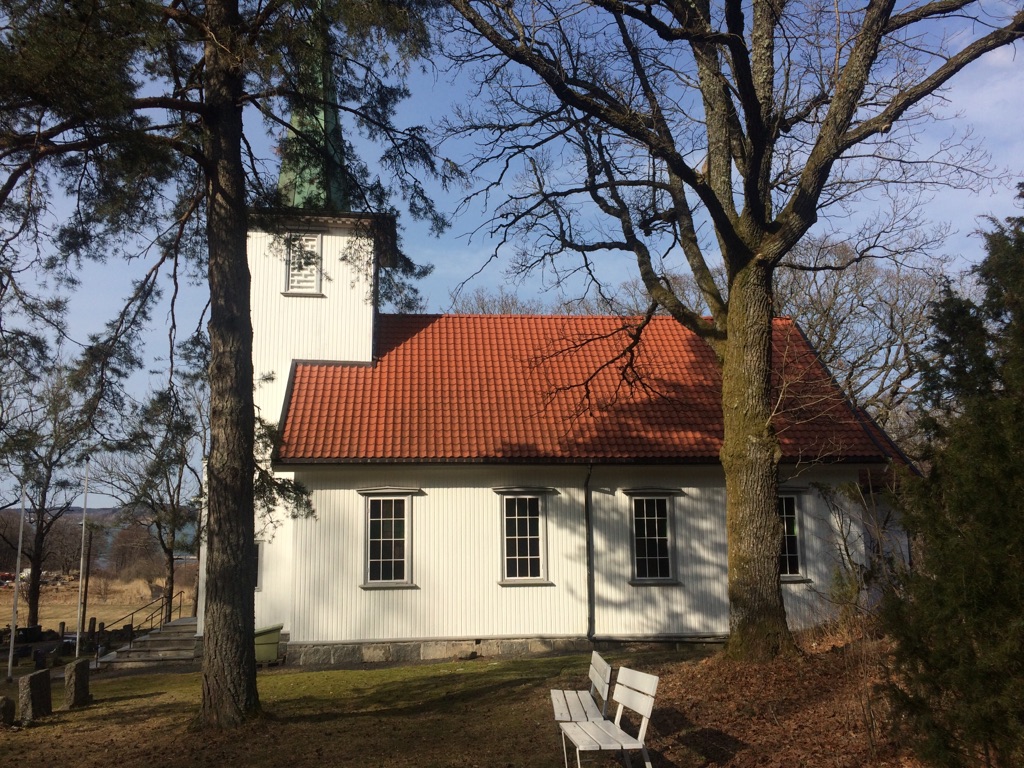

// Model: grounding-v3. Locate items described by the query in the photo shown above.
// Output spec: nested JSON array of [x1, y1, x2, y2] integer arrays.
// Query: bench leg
[[619, 747, 652, 768], [561, 731, 583, 768]]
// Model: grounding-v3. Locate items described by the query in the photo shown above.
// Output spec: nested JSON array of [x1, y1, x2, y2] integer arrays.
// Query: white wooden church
[[195, 101, 900, 665]]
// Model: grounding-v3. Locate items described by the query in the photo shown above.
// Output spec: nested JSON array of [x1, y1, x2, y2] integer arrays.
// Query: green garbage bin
[[254, 623, 284, 663]]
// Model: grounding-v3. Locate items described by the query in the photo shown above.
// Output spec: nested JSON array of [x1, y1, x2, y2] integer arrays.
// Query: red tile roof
[[275, 314, 895, 465]]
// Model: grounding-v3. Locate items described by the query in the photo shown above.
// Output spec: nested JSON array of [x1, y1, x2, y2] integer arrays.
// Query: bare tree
[[445, 0, 1023, 659], [44, 515, 83, 576], [97, 387, 202, 624], [107, 525, 163, 582], [776, 236, 946, 454], [0, 361, 93, 626], [448, 285, 551, 314], [0, 509, 17, 572]]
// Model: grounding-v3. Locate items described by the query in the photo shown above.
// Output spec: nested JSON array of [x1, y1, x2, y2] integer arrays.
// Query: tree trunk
[[25, 560, 40, 628], [164, 548, 175, 625], [198, 0, 260, 728], [26, 520, 45, 628], [720, 259, 796, 660]]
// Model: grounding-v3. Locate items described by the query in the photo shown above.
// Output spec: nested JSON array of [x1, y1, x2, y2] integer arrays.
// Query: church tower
[[247, 28, 396, 425]]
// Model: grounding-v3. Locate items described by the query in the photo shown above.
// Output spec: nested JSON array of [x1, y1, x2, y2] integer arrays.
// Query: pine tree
[[884, 187, 1024, 767], [1, 0, 447, 727]]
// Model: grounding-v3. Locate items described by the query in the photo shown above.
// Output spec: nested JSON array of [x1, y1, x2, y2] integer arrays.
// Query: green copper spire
[[277, 10, 352, 213]]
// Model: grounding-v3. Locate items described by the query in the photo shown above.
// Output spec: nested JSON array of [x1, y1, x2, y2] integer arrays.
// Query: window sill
[[281, 291, 326, 298], [629, 578, 682, 587], [360, 583, 419, 591], [498, 579, 555, 587], [781, 576, 813, 585]]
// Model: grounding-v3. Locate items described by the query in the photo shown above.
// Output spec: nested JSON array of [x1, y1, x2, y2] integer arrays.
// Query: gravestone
[[0, 696, 15, 726], [18, 669, 52, 724], [64, 658, 92, 709]]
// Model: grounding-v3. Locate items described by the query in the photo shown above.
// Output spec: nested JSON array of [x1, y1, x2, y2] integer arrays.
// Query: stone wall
[[288, 636, 593, 667]]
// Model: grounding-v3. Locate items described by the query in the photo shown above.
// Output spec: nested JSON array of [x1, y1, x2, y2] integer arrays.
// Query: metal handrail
[[103, 591, 186, 643]]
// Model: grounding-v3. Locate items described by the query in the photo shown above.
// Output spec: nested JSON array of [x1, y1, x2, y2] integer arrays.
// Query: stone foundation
[[288, 636, 593, 667]]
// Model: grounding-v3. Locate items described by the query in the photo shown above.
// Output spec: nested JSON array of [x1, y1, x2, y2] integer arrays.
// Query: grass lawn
[[0, 650, 700, 768]]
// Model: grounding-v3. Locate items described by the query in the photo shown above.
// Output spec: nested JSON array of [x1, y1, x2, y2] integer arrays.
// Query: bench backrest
[[611, 666, 659, 744], [588, 651, 613, 714]]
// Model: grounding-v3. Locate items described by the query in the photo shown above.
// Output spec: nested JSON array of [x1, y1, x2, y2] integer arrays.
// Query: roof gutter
[[584, 463, 595, 642]]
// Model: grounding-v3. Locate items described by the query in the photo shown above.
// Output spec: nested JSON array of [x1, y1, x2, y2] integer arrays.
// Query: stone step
[[96, 655, 197, 669], [134, 626, 196, 638], [125, 623, 197, 641], [107, 651, 196, 663], [144, 618, 197, 633], [97, 618, 200, 669], [97, 651, 199, 668], [126, 638, 197, 651]]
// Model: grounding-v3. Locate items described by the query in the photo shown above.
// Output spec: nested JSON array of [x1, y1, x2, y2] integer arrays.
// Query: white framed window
[[504, 496, 543, 580], [358, 488, 420, 589], [253, 540, 264, 592], [494, 487, 555, 585], [631, 497, 673, 580], [365, 496, 411, 586], [284, 233, 322, 294], [778, 495, 801, 577]]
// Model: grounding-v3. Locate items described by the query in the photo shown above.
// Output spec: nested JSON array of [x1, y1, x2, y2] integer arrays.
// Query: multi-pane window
[[632, 497, 672, 579], [253, 540, 264, 592], [778, 496, 800, 576], [504, 496, 542, 580], [367, 498, 407, 583], [285, 234, 322, 294]]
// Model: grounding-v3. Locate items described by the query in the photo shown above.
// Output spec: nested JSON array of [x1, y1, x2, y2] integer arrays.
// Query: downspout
[[584, 464, 595, 642]]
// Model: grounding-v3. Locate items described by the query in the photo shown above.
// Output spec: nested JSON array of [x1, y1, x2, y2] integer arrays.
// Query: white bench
[[559, 666, 659, 768], [550, 650, 612, 722]]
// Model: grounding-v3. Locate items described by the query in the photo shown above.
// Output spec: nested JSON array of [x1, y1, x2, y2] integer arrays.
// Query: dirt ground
[[639, 638, 916, 767], [0, 633, 918, 768]]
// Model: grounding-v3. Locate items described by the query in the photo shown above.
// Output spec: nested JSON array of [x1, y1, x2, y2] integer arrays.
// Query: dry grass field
[[4, 577, 196, 634]]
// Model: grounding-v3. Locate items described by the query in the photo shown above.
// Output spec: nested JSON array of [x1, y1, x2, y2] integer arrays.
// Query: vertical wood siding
[[590, 467, 730, 638], [246, 221, 374, 636], [779, 468, 871, 630], [285, 466, 591, 642], [248, 228, 376, 421], [253, 513, 296, 630], [252, 462, 876, 642]]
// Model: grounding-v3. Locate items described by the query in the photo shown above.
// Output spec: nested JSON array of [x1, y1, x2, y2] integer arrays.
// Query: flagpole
[[75, 456, 91, 658], [6, 484, 27, 683]]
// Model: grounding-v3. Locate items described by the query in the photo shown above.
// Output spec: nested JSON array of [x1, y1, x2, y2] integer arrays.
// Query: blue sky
[[413, 48, 1023, 314], [67, 39, 1024, 337], [59, 36, 1022, 506]]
